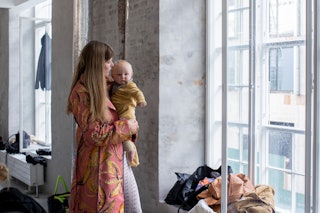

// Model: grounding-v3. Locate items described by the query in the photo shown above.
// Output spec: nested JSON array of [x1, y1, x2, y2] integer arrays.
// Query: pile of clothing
[[165, 165, 275, 213]]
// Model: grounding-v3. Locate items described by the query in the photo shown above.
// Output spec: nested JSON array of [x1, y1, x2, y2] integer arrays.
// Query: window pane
[[269, 47, 294, 92], [269, 0, 297, 37], [270, 169, 305, 212], [267, 130, 305, 212], [268, 130, 292, 169], [268, 169, 292, 210]]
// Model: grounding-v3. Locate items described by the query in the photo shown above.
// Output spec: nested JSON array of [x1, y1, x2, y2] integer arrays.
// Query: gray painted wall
[[0, 0, 206, 212]]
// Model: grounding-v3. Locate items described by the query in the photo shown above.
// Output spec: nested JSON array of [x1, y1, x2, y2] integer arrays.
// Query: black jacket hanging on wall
[[35, 33, 52, 90]]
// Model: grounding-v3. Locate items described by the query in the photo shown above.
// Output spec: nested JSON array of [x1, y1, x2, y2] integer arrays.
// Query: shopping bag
[[47, 175, 70, 213]]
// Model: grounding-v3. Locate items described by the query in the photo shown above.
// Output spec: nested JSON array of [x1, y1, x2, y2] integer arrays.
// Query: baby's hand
[[138, 101, 147, 107], [127, 150, 136, 162], [127, 119, 139, 134]]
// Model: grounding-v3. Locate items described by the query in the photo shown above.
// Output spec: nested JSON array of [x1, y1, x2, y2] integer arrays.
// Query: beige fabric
[[227, 185, 275, 213], [197, 173, 255, 213]]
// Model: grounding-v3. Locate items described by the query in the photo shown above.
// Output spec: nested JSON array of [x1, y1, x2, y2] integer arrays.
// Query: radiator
[[0, 151, 44, 196]]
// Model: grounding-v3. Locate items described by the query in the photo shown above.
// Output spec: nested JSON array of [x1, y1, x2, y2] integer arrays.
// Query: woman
[[67, 40, 139, 213]]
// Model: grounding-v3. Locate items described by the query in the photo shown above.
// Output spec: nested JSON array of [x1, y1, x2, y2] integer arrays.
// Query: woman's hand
[[127, 119, 139, 134]]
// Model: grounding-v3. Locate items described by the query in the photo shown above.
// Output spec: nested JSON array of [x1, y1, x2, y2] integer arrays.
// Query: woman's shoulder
[[70, 81, 89, 103], [72, 81, 88, 94]]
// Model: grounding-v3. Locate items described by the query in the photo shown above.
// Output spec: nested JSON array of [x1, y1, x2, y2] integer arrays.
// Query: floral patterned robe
[[69, 80, 132, 213]]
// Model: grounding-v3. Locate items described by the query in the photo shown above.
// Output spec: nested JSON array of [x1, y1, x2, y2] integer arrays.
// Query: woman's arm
[[70, 84, 133, 146]]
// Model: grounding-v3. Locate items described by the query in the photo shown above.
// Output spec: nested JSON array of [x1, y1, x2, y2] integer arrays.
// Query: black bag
[[164, 172, 191, 205], [0, 136, 5, 150], [47, 175, 70, 213], [0, 187, 46, 213], [179, 165, 234, 211], [178, 165, 216, 211], [5, 131, 31, 154], [165, 165, 217, 210]]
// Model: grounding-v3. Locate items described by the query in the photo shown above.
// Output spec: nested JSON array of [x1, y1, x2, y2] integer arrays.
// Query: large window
[[19, 0, 52, 151], [207, 0, 315, 212]]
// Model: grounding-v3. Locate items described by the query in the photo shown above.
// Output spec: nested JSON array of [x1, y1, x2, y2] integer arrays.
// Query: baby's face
[[112, 63, 133, 85]]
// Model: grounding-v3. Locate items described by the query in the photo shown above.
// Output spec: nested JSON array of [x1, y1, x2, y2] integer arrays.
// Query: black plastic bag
[[165, 172, 191, 205], [179, 165, 216, 211], [0, 187, 46, 213], [179, 165, 234, 211], [6, 139, 19, 154], [180, 165, 215, 201]]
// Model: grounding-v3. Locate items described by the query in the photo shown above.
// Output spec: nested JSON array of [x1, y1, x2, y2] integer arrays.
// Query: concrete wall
[[159, 0, 206, 203], [0, 9, 9, 138], [47, 0, 74, 194], [1, 0, 207, 212], [8, 9, 20, 136], [123, 0, 161, 210]]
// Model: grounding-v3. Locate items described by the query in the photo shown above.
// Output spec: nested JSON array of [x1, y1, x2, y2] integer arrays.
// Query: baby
[[110, 60, 147, 167]]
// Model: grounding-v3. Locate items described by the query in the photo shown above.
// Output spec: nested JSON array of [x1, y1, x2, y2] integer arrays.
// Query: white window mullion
[[221, 0, 228, 212], [291, 138, 297, 213], [248, 0, 256, 184], [19, 17, 24, 152], [205, 0, 213, 165], [314, 0, 320, 212], [305, 0, 313, 212], [313, 0, 319, 212], [262, 128, 268, 183]]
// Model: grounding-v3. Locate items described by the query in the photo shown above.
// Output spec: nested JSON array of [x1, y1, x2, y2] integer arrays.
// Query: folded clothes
[[36, 148, 51, 156], [26, 155, 47, 166]]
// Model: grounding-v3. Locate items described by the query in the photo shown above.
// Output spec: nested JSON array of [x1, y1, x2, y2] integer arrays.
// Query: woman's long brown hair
[[67, 40, 114, 122]]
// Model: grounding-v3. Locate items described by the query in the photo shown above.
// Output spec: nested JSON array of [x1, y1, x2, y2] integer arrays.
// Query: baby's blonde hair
[[0, 163, 9, 182]]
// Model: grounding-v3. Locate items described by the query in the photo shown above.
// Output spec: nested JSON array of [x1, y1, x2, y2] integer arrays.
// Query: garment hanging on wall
[[35, 33, 52, 90]]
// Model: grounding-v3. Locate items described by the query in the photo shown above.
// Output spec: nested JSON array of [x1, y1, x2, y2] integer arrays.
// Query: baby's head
[[0, 163, 9, 182], [111, 60, 133, 85]]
